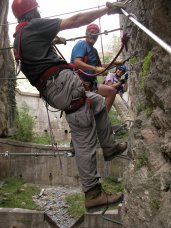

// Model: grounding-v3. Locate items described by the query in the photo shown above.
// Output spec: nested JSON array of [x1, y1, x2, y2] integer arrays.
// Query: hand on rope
[[94, 66, 105, 73], [53, 36, 67, 45], [95, 66, 108, 76], [106, 1, 126, 15]]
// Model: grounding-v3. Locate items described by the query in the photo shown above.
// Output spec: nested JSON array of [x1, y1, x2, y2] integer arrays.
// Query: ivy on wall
[[140, 51, 153, 89]]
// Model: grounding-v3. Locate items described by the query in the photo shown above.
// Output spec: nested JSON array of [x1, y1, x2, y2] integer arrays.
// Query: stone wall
[[0, 139, 128, 187], [119, 0, 171, 227]]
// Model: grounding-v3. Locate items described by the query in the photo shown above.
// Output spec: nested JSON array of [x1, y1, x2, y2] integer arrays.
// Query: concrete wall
[[16, 89, 71, 143], [0, 139, 128, 187], [0, 208, 59, 228]]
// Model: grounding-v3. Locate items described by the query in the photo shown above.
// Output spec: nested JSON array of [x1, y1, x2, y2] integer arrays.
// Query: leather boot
[[103, 142, 127, 161], [85, 183, 123, 211]]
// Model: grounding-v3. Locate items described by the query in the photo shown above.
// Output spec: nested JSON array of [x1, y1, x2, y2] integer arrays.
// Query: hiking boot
[[103, 142, 127, 161], [85, 183, 123, 212]]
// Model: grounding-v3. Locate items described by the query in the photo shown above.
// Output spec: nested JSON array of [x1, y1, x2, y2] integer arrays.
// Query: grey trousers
[[42, 69, 114, 192]]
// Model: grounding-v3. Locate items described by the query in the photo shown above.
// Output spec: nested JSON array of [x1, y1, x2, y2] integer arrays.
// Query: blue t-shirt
[[70, 40, 101, 84]]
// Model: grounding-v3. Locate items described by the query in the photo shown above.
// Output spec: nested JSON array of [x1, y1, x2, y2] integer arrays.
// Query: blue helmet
[[116, 64, 126, 73]]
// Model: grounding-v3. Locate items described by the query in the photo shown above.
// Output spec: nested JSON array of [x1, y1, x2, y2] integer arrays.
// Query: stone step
[[71, 205, 123, 228]]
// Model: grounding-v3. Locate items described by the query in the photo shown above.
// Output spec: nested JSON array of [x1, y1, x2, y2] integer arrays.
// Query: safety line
[[1, 5, 105, 27], [0, 152, 65, 156], [101, 204, 123, 226], [0, 27, 124, 51], [121, 9, 171, 55]]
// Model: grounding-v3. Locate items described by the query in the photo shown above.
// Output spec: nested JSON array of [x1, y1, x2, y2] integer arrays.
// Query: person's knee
[[106, 87, 116, 98]]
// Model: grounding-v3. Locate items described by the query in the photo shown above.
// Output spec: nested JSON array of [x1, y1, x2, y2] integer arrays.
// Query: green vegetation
[[114, 128, 129, 140], [13, 105, 51, 145], [97, 76, 105, 84], [8, 61, 16, 125], [65, 192, 85, 219], [65, 176, 123, 219], [101, 176, 123, 193], [32, 132, 51, 145], [0, 177, 40, 209], [150, 198, 160, 210], [136, 153, 149, 169], [140, 51, 153, 89], [108, 108, 128, 139], [145, 107, 153, 117], [148, 170, 155, 178], [108, 108, 121, 125], [14, 106, 34, 142], [129, 56, 137, 64]]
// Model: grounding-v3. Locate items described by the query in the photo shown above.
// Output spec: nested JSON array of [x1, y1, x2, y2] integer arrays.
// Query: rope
[[101, 204, 123, 226], [97, 5, 105, 65], [98, 17, 105, 65], [45, 102, 63, 170], [77, 33, 130, 77]]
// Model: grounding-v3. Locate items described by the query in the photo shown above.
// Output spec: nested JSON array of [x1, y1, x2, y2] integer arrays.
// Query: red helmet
[[86, 24, 100, 32], [12, 0, 38, 18]]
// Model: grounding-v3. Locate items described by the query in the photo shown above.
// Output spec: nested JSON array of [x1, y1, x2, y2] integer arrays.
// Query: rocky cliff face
[[0, 0, 16, 136], [120, 0, 171, 227]]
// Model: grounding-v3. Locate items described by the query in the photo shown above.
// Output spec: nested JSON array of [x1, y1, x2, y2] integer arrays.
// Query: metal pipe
[[121, 9, 171, 55], [0, 152, 68, 156]]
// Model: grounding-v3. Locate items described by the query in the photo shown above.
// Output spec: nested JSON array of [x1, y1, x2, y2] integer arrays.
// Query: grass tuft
[[0, 177, 40, 210]]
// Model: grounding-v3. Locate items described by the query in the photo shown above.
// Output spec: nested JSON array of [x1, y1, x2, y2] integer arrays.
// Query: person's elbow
[[74, 58, 83, 67]]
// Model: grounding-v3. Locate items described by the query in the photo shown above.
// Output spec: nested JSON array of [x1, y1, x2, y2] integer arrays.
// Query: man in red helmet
[[71, 23, 123, 112], [12, 0, 127, 211]]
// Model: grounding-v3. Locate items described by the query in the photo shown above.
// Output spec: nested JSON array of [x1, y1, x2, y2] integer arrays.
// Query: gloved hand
[[106, 2, 126, 15], [120, 73, 128, 84], [124, 73, 129, 80], [95, 66, 106, 73], [53, 36, 67, 45]]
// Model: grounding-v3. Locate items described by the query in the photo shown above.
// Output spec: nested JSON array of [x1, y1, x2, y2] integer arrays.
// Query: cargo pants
[[42, 69, 115, 192]]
